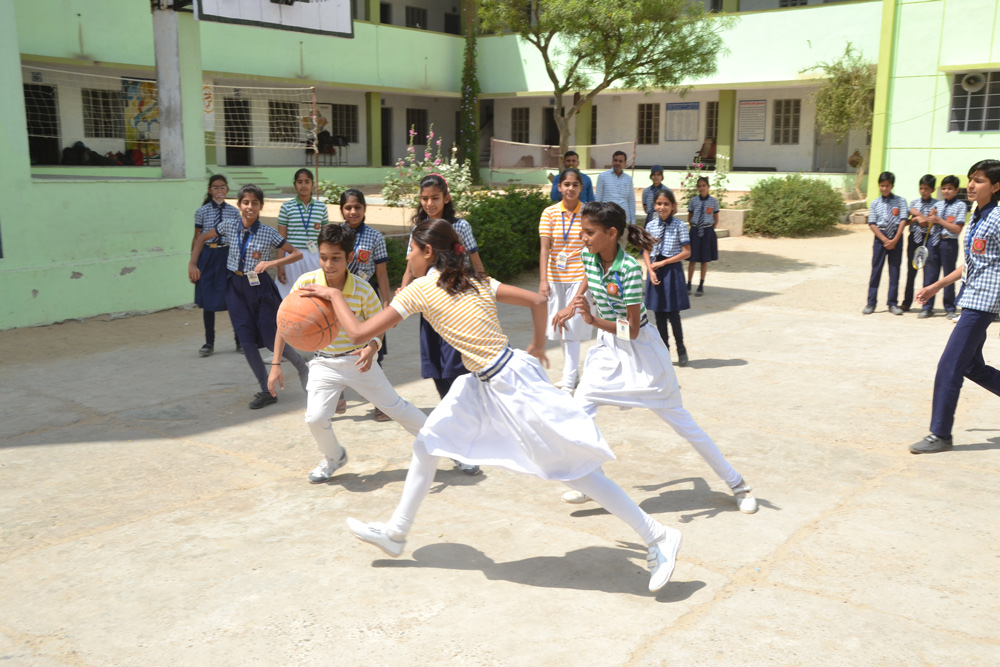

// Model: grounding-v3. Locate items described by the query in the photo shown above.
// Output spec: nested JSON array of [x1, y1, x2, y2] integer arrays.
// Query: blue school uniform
[[644, 215, 691, 313], [929, 202, 1000, 439], [346, 221, 390, 362], [642, 184, 674, 225], [925, 198, 968, 313], [902, 196, 938, 309], [866, 194, 908, 308], [194, 201, 240, 313], [688, 195, 719, 263]]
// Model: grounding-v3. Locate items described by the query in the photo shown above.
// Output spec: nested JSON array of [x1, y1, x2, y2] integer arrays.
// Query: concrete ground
[[2, 224, 999, 666]]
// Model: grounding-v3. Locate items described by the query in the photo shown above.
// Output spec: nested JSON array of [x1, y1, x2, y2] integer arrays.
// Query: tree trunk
[[854, 148, 870, 200], [557, 112, 572, 158]]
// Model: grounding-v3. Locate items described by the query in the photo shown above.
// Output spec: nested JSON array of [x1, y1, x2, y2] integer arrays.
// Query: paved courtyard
[[1, 224, 999, 666]]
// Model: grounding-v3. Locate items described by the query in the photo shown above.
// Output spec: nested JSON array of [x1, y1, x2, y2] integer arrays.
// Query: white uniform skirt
[[576, 324, 683, 412], [276, 248, 322, 299], [545, 281, 595, 341], [414, 348, 615, 481]]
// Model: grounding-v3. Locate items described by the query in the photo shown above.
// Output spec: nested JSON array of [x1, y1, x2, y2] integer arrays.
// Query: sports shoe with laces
[[347, 518, 406, 557], [248, 391, 277, 410], [453, 460, 481, 475], [308, 449, 348, 483], [731, 479, 758, 514], [199, 344, 214, 357], [561, 490, 591, 504], [909, 434, 953, 454], [647, 526, 682, 593]]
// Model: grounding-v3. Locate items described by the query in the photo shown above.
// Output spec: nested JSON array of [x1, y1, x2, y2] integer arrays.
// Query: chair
[[694, 138, 717, 168]]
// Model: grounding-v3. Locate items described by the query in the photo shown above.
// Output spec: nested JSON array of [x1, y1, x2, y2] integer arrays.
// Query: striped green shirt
[[581, 248, 646, 321]]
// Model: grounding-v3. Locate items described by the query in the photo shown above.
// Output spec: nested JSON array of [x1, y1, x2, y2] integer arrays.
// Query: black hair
[[412, 174, 457, 225], [339, 188, 368, 225], [203, 174, 228, 206], [580, 201, 654, 252], [878, 171, 895, 185], [564, 150, 579, 159], [411, 219, 485, 295], [918, 174, 937, 189], [237, 184, 265, 205], [294, 168, 315, 183], [696, 176, 710, 188], [559, 167, 583, 185], [317, 222, 353, 254], [654, 188, 677, 208], [612, 150, 627, 161], [968, 159, 1000, 203], [941, 175, 961, 189]]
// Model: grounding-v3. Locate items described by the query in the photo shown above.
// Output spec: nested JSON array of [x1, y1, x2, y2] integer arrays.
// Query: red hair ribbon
[[428, 173, 449, 190], [454, 243, 465, 254]]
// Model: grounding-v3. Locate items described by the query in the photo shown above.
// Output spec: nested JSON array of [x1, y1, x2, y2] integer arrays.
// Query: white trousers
[[304, 355, 426, 459], [276, 249, 322, 299]]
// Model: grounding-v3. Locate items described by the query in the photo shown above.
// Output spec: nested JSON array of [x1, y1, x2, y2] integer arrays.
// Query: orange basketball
[[276, 293, 341, 352]]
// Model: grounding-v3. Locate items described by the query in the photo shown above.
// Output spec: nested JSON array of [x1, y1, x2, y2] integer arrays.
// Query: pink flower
[[428, 131, 434, 139], [424, 152, 432, 160], [434, 159, 441, 166], [409, 129, 416, 136]]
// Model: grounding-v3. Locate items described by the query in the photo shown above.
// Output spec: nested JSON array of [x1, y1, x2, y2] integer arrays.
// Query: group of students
[[186, 167, 758, 596]]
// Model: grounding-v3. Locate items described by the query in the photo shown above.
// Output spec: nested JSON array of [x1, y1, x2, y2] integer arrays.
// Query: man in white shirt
[[595, 151, 636, 225]]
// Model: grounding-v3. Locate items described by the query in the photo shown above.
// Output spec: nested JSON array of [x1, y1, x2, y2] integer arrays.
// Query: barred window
[[772, 99, 801, 145], [590, 106, 598, 145], [950, 72, 1000, 132], [706, 101, 719, 141], [637, 103, 659, 145], [511, 107, 530, 143], [405, 6, 427, 28], [268, 100, 298, 143], [779, 0, 808, 6], [330, 104, 359, 143], [82, 89, 123, 139], [406, 108, 429, 143]]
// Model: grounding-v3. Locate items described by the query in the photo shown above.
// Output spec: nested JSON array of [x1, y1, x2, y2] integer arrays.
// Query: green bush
[[384, 235, 410, 288], [743, 174, 845, 237]]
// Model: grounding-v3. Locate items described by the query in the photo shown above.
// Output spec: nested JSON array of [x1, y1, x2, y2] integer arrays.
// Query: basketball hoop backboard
[[195, 0, 352, 38]]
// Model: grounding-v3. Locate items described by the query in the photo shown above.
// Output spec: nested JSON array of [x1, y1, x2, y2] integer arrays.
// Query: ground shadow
[[369, 542, 705, 600], [679, 358, 748, 370], [708, 250, 818, 274], [333, 466, 487, 494]]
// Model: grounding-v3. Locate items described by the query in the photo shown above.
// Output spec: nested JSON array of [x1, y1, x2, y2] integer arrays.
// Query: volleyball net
[[488, 138, 637, 181]]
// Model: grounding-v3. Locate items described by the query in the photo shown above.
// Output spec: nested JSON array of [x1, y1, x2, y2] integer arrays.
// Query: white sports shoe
[[308, 449, 348, 484], [346, 518, 406, 557], [731, 479, 758, 514], [647, 527, 683, 593], [561, 489, 591, 504]]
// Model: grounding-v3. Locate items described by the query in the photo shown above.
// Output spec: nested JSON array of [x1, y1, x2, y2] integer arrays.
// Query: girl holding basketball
[[686, 176, 719, 296], [192, 174, 242, 357], [643, 189, 691, 366], [303, 218, 683, 594], [276, 168, 329, 299], [553, 202, 757, 513]]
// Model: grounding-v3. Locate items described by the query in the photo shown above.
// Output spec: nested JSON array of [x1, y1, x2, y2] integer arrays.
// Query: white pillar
[[152, 6, 205, 179]]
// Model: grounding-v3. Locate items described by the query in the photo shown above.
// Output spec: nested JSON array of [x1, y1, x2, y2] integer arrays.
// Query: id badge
[[306, 240, 318, 254], [556, 251, 568, 270], [247, 271, 260, 286], [616, 318, 630, 341]]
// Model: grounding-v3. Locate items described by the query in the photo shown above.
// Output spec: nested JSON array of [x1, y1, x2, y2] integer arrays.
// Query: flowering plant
[[381, 124, 474, 213], [680, 153, 730, 209]]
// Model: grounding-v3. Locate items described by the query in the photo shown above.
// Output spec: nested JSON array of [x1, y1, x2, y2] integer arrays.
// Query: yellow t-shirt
[[539, 200, 586, 283], [291, 269, 381, 355]]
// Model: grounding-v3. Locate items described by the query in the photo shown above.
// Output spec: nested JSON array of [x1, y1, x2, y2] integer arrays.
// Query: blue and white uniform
[[642, 184, 673, 226], [866, 194, 908, 308], [194, 200, 239, 313], [346, 221, 390, 363], [688, 195, 719, 263], [902, 196, 938, 310], [926, 198, 968, 314], [644, 215, 691, 314]]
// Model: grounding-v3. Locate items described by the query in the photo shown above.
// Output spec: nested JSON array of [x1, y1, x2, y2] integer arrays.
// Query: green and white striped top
[[581, 248, 647, 321]]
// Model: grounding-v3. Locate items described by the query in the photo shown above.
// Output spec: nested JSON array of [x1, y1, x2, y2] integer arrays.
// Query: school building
[[2, 0, 999, 329]]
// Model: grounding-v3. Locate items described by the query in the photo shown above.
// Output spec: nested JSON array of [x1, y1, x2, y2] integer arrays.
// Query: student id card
[[247, 271, 260, 286], [306, 240, 318, 254], [556, 251, 568, 270], [616, 318, 630, 341]]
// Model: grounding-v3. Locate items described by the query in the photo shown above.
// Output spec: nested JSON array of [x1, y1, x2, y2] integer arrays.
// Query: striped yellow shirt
[[390, 270, 508, 372], [539, 200, 586, 282], [291, 269, 382, 355]]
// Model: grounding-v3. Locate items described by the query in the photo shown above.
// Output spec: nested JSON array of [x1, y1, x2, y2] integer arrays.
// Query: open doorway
[[224, 98, 251, 166]]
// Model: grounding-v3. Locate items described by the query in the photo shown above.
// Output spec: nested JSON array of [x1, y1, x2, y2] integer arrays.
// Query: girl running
[[643, 188, 691, 366]]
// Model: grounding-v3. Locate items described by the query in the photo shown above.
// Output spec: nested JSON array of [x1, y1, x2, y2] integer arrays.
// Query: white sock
[[562, 340, 580, 385]]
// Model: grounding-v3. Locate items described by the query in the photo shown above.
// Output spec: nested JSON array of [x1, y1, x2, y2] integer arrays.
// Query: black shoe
[[453, 459, 481, 475], [677, 353, 689, 366], [695, 286, 704, 297], [889, 305, 904, 316], [687, 282, 692, 294], [862, 304, 875, 315], [249, 391, 277, 410], [236, 342, 244, 354], [918, 309, 932, 319], [900, 303, 911, 312], [199, 344, 214, 357], [909, 434, 953, 454]]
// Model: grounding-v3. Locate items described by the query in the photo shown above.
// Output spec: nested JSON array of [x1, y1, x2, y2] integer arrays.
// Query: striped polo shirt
[[195, 201, 240, 247], [215, 218, 286, 273], [290, 268, 382, 355], [278, 197, 329, 249], [390, 269, 508, 372], [934, 198, 967, 240], [345, 222, 388, 284], [646, 215, 690, 258], [539, 200, 586, 283], [908, 197, 939, 245], [581, 248, 647, 321], [868, 194, 908, 239]]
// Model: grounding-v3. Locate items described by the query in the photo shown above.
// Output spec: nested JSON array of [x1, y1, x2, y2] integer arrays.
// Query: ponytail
[[411, 219, 485, 296], [580, 201, 654, 252]]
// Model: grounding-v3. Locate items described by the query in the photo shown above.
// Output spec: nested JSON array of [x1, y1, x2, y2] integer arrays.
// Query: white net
[[202, 84, 318, 151], [489, 139, 637, 172]]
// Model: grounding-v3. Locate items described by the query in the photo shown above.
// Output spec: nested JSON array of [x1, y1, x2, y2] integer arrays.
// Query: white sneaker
[[561, 489, 591, 504], [308, 449, 348, 484], [731, 479, 758, 514], [647, 527, 682, 593], [346, 518, 405, 557]]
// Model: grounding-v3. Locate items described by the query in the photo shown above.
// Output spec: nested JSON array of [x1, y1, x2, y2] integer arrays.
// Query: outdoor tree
[[479, 0, 731, 156], [805, 44, 876, 199], [459, 0, 481, 184]]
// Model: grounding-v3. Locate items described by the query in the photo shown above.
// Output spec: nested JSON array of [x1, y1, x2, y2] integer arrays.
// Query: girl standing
[[686, 176, 719, 296], [276, 168, 329, 298], [192, 174, 241, 356], [554, 202, 757, 513], [306, 219, 683, 594], [643, 189, 691, 366], [539, 168, 594, 391]]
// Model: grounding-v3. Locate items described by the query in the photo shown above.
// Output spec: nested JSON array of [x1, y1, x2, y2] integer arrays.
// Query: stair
[[210, 167, 285, 198]]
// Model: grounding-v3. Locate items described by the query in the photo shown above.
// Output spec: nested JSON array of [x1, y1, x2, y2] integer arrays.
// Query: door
[[444, 12, 460, 34], [24, 84, 61, 165], [813, 131, 847, 172], [224, 98, 252, 166], [543, 107, 560, 146], [381, 107, 392, 166]]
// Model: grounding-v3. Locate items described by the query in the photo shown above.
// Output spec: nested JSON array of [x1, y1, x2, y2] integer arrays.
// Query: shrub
[[317, 180, 346, 204], [743, 174, 845, 237], [381, 125, 473, 213], [384, 235, 410, 287]]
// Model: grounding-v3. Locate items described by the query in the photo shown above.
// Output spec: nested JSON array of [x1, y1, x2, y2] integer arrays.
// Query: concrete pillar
[[366, 0, 380, 22], [152, 8, 206, 179], [0, 0, 31, 260], [721, 0, 739, 11], [575, 99, 594, 168], [716, 90, 736, 171], [868, 0, 899, 198], [366, 92, 382, 166]]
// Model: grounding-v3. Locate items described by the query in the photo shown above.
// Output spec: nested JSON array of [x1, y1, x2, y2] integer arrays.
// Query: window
[[268, 100, 298, 143], [950, 72, 1000, 132], [330, 104, 359, 143], [444, 12, 461, 35], [637, 103, 660, 145], [772, 99, 801, 144], [380, 2, 391, 23], [706, 101, 719, 141], [405, 6, 427, 28], [82, 88, 123, 139], [779, 0, 808, 6], [406, 108, 429, 143], [511, 107, 530, 143], [590, 106, 598, 145]]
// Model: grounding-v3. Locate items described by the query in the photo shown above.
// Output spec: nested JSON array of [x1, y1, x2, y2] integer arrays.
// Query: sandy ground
[[2, 225, 1000, 665]]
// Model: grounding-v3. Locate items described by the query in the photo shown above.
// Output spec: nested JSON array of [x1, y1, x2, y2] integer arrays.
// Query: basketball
[[276, 293, 340, 352]]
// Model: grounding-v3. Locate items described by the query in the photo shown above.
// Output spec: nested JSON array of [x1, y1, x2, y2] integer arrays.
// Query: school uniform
[[292, 269, 425, 460], [642, 184, 674, 226], [688, 195, 719, 263], [595, 169, 637, 224], [866, 194, 908, 308], [644, 215, 691, 354], [215, 216, 308, 391], [551, 172, 595, 203], [902, 196, 938, 310], [276, 196, 329, 299], [925, 198, 968, 314], [194, 200, 239, 314], [345, 221, 390, 363], [928, 202, 1000, 440], [539, 201, 594, 342]]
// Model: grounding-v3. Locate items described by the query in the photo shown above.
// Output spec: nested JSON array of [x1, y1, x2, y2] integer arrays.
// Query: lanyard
[[560, 209, 578, 243], [239, 227, 255, 271], [296, 198, 315, 233], [601, 249, 627, 318]]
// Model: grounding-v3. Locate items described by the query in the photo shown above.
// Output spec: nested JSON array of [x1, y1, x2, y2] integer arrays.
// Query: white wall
[[740, 0, 854, 10], [381, 93, 460, 165], [731, 87, 818, 172]]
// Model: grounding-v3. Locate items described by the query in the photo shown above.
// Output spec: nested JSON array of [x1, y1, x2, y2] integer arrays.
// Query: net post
[[311, 87, 319, 195]]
